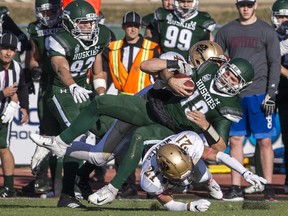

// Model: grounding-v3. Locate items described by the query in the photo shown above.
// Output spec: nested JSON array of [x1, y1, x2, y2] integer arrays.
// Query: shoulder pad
[[98, 24, 111, 49], [197, 61, 219, 75], [142, 13, 154, 27], [196, 11, 216, 32], [154, 7, 170, 21], [0, 6, 9, 15]]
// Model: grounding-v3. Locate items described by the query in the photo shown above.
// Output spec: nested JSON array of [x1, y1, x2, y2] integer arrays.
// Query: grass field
[[0, 197, 288, 216]]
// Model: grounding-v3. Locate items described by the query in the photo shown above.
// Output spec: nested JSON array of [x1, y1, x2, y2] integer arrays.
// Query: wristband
[[93, 78, 107, 90], [202, 124, 220, 146], [166, 60, 179, 69]]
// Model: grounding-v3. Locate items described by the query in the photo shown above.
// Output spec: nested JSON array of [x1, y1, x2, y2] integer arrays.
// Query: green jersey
[[47, 24, 111, 87], [150, 62, 242, 143], [27, 21, 62, 87], [154, 8, 215, 60]]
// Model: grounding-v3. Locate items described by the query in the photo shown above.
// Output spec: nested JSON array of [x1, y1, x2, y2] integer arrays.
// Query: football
[[173, 74, 195, 94]]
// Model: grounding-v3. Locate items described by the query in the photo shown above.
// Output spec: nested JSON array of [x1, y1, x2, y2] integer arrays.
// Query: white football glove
[[1, 101, 19, 123], [177, 60, 194, 76], [69, 83, 92, 103], [242, 170, 268, 186], [189, 199, 211, 212]]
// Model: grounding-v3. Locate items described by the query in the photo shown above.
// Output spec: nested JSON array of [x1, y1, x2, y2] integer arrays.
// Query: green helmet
[[271, 0, 288, 29], [35, 0, 62, 27], [62, 0, 99, 43], [215, 58, 254, 96]]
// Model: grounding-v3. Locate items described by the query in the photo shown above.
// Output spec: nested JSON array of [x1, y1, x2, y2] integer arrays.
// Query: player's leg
[[47, 89, 89, 208], [88, 124, 173, 205], [223, 97, 248, 201], [0, 123, 16, 197], [59, 95, 153, 144], [193, 159, 223, 199], [278, 102, 288, 193], [249, 94, 276, 201]]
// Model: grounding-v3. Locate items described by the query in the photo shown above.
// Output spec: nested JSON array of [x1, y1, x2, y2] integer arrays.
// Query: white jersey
[[140, 131, 204, 195]]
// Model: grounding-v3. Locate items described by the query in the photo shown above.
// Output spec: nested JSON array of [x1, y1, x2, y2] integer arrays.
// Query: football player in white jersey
[[140, 129, 267, 212]]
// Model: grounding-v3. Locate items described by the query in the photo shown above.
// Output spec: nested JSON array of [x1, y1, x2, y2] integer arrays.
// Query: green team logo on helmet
[[215, 58, 254, 96], [62, 0, 99, 43], [35, 0, 62, 27], [271, 0, 288, 28]]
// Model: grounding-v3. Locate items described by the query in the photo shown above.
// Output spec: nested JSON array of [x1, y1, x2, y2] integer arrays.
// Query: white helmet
[[173, 0, 198, 19]]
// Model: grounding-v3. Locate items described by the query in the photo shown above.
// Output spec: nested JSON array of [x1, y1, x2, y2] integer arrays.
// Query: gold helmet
[[188, 40, 224, 68], [156, 144, 193, 181]]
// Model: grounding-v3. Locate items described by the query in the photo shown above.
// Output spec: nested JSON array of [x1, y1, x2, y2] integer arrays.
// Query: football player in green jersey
[[30, 53, 254, 205], [143, 0, 173, 42], [22, 0, 63, 197], [36, 0, 113, 208], [145, 0, 216, 60]]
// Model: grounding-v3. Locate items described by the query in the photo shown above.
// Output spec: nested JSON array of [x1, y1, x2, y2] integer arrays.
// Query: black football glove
[[261, 94, 275, 116]]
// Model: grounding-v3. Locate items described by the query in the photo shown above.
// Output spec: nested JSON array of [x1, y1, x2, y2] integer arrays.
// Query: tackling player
[[140, 130, 267, 211]]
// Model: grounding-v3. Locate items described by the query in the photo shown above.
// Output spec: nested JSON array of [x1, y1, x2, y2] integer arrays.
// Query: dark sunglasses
[[236, 2, 255, 8]]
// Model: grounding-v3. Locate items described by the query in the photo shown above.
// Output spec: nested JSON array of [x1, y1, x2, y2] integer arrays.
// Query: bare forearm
[[140, 58, 168, 74]]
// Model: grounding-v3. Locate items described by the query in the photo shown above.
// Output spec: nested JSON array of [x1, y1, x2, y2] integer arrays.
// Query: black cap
[[236, 0, 256, 3], [122, 11, 142, 26], [0, 33, 18, 49]]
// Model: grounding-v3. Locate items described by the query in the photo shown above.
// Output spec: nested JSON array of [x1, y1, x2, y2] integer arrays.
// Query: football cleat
[[31, 146, 51, 175], [223, 185, 244, 201], [57, 194, 86, 208], [207, 179, 223, 199], [30, 134, 67, 157], [0, 187, 16, 198], [88, 184, 118, 206], [75, 175, 93, 201]]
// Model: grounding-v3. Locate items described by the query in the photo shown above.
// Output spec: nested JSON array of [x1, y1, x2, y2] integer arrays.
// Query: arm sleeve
[[266, 30, 281, 97], [216, 151, 247, 175], [17, 69, 29, 110]]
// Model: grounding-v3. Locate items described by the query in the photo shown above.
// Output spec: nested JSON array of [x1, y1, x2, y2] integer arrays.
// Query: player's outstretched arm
[[156, 193, 210, 212], [203, 148, 267, 187]]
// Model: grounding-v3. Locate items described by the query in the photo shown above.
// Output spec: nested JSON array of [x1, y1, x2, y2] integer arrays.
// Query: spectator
[[0, 33, 29, 197], [215, 0, 281, 201], [271, 0, 288, 194]]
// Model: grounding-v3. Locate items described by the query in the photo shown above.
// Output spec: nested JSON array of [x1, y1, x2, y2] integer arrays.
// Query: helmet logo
[[279, 9, 288, 14], [86, 13, 96, 18], [63, 10, 70, 16], [229, 63, 241, 76], [202, 74, 211, 82]]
